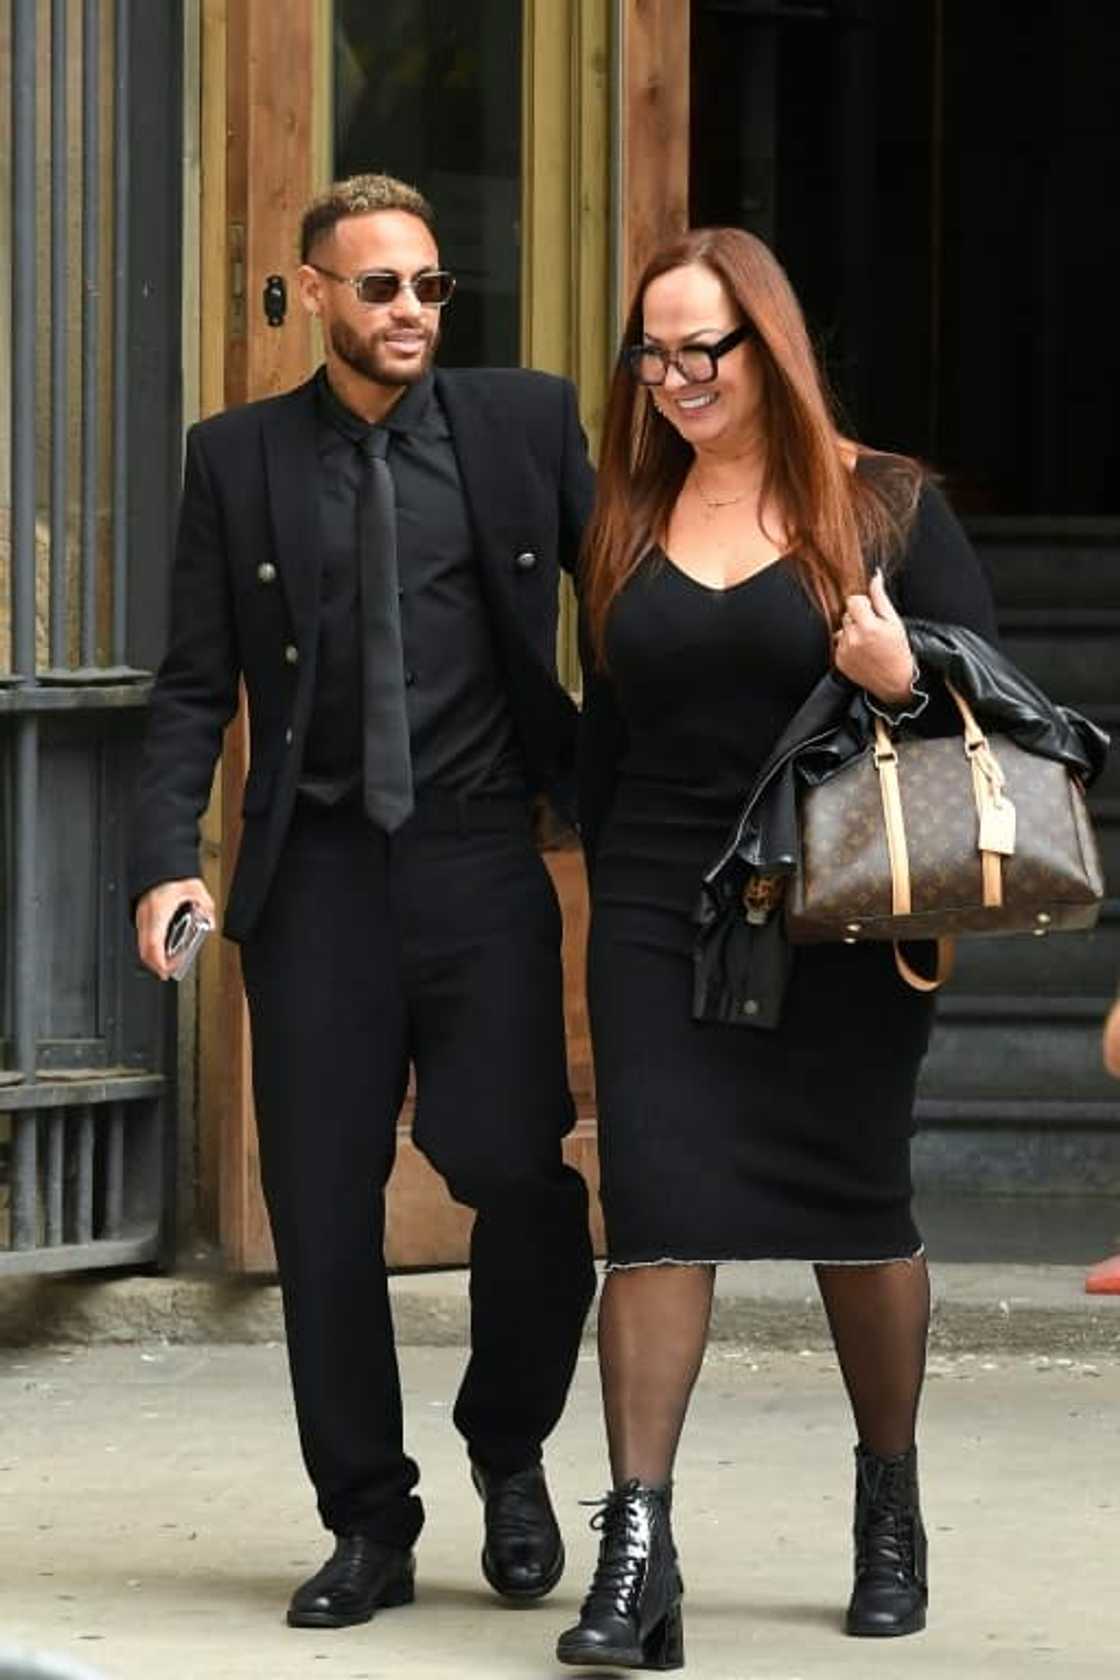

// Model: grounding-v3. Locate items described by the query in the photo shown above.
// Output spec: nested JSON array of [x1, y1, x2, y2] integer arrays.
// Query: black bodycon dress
[[581, 476, 999, 1267]]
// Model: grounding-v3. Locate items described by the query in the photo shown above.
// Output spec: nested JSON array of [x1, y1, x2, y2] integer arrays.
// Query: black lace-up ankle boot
[[556, 1480, 683, 1671], [845, 1443, 928, 1637]]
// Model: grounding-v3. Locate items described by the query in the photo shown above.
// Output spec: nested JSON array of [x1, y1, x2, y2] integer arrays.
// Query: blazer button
[[257, 562, 277, 584], [514, 550, 537, 572], [284, 644, 299, 665]]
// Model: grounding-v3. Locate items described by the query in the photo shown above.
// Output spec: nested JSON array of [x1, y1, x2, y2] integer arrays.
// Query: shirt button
[[284, 727, 293, 745], [514, 550, 537, 572], [284, 644, 299, 665], [742, 999, 760, 1017], [257, 562, 277, 583]]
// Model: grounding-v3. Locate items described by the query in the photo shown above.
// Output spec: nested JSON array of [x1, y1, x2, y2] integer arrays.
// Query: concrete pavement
[[1, 1341, 1118, 1680]]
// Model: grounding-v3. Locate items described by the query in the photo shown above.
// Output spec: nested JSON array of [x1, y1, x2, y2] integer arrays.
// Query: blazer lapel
[[260, 377, 323, 636], [435, 370, 538, 604]]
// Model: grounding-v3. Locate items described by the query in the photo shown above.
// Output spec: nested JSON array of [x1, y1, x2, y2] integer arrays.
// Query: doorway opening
[[691, 0, 1120, 517]]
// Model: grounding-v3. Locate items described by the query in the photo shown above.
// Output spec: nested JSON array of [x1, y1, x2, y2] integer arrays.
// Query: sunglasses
[[309, 264, 456, 308], [624, 323, 752, 386]]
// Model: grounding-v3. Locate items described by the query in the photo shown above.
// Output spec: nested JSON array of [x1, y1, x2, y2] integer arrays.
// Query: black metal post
[[10, 0, 41, 1249]]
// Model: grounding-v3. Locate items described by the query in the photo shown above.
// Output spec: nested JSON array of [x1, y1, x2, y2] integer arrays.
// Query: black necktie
[[358, 428, 414, 831]]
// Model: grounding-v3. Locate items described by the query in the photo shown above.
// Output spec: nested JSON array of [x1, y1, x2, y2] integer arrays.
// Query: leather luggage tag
[[978, 796, 1016, 857]]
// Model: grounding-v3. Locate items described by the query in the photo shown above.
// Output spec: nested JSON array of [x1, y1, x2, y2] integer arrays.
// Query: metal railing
[[2, 0, 181, 1274]]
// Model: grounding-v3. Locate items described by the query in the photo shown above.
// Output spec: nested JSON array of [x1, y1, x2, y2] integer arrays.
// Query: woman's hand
[[833, 571, 916, 706]]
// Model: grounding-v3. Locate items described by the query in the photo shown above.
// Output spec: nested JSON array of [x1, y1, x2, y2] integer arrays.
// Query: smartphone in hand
[[164, 901, 214, 982]]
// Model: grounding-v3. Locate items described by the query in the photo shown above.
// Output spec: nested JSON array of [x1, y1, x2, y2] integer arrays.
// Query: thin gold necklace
[[692, 473, 750, 512]]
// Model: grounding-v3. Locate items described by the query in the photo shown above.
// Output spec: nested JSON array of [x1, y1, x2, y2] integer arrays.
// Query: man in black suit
[[131, 174, 596, 1629]]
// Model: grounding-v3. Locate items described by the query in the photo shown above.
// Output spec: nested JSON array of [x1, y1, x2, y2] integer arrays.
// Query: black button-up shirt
[[300, 367, 526, 804]]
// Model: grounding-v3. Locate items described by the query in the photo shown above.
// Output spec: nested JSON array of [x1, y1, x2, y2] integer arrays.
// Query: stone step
[[919, 1011, 1120, 1103], [912, 1114, 1120, 1196], [942, 909, 1118, 996], [1085, 719, 1120, 803], [1092, 800, 1120, 892], [4, 1242, 1120, 1350], [975, 541, 1120, 609], [995, 621, 1119, 709], [909, 535, 1118, 1196], [1084, 801, 1119, 891], [937, 994, 1115, 1022]]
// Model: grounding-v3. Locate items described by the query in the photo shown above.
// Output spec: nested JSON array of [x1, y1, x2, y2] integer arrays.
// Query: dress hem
[[604, 1245, 925, 1272]]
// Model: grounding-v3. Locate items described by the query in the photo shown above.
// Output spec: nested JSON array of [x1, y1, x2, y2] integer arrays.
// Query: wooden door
[[202, 0, 687, 1271], [213, 0, 315, 1271]]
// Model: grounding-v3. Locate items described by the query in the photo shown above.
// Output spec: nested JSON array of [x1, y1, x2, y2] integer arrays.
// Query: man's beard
[[329, 317, 438, 387]]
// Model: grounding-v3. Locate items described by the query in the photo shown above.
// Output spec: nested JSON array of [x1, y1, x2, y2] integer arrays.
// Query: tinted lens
[[676, 346, 718, 382], [352, 271, 455, 306], [413, 271, 455, 305], [626, 346, 668, 385], [353, 272, 401, 305]]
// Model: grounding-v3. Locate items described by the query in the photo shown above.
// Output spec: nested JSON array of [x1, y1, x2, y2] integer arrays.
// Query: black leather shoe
[[287, 1535, 415, 1629], [557, 1480, 683, 1670], [845, 1444, 928, 1638], [471, 1462, 565, 1601]]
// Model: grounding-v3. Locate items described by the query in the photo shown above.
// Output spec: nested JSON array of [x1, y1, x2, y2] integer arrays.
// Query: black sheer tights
[[595, 1254, 930, 1487], [597, 1264, 715, 1487], [814, 1255, 931, 1458]]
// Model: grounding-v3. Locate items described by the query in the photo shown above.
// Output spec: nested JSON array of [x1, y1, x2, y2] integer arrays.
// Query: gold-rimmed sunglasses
[[309, 265, 456, 308]]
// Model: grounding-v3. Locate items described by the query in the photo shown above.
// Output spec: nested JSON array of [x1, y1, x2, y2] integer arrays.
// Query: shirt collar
[[315, 365, 436, 447]]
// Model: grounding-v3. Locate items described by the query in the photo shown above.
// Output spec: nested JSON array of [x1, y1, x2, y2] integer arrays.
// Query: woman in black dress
[[556, 229, 997, 1670]]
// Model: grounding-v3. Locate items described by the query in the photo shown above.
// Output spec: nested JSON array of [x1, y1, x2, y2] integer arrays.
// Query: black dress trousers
[[239, 793, 595, 1549]]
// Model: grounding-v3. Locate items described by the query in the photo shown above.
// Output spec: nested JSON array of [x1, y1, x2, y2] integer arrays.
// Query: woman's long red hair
[[582, 228, 921, 665]]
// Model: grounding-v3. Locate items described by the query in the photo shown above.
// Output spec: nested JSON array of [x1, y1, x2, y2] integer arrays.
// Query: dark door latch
[[263, 274, 287, 327]]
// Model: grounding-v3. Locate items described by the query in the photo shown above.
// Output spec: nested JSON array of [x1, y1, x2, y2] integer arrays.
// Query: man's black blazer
[[128, 367, 595, 941]]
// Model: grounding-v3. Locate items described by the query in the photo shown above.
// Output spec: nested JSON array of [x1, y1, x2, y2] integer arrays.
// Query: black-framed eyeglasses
[[624, 323, 752, 386], [309, 264, 456, 308]]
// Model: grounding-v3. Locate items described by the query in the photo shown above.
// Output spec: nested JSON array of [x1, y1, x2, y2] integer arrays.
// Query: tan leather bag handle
[[871, 681, 1015, 992]]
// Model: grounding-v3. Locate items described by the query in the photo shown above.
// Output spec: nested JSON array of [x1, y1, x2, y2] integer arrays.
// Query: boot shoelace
[[857, 1504, 915, 1580], [579, 1492, 648, 1615], [856, 1460, 916, 1581]]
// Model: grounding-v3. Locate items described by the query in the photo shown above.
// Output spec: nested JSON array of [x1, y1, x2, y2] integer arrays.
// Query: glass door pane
[[334, 0, 523, 368]]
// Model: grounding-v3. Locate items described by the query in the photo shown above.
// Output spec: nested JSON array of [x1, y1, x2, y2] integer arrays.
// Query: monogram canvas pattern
[[787, 732, 1104, 944]]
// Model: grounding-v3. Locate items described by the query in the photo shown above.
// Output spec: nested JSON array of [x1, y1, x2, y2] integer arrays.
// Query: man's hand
[[834, 570, 916, 707], [136, 878, 215, 981]]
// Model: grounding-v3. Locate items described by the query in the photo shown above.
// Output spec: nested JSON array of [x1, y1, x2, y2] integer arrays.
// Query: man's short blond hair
[[300, 174, 435, 263]]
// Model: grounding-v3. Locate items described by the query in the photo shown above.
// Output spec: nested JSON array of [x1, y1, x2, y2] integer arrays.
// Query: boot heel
[[642, 1602, 684, 1670], [381, 1571, 415, 1608]]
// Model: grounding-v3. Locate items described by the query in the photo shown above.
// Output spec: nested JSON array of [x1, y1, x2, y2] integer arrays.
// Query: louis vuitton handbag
[[784, 682, 1106, 991]]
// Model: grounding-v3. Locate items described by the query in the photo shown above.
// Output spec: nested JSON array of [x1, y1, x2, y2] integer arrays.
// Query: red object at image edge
[[1084, 1254, 1120, 1294]]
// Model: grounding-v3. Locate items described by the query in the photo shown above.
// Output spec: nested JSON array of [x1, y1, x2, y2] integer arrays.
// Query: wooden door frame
[[196, 0, 689, 1271], [204, 0, 318, 1271]]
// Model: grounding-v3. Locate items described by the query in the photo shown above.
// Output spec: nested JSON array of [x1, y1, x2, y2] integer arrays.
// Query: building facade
[[2, 1, 1116, 1277]]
